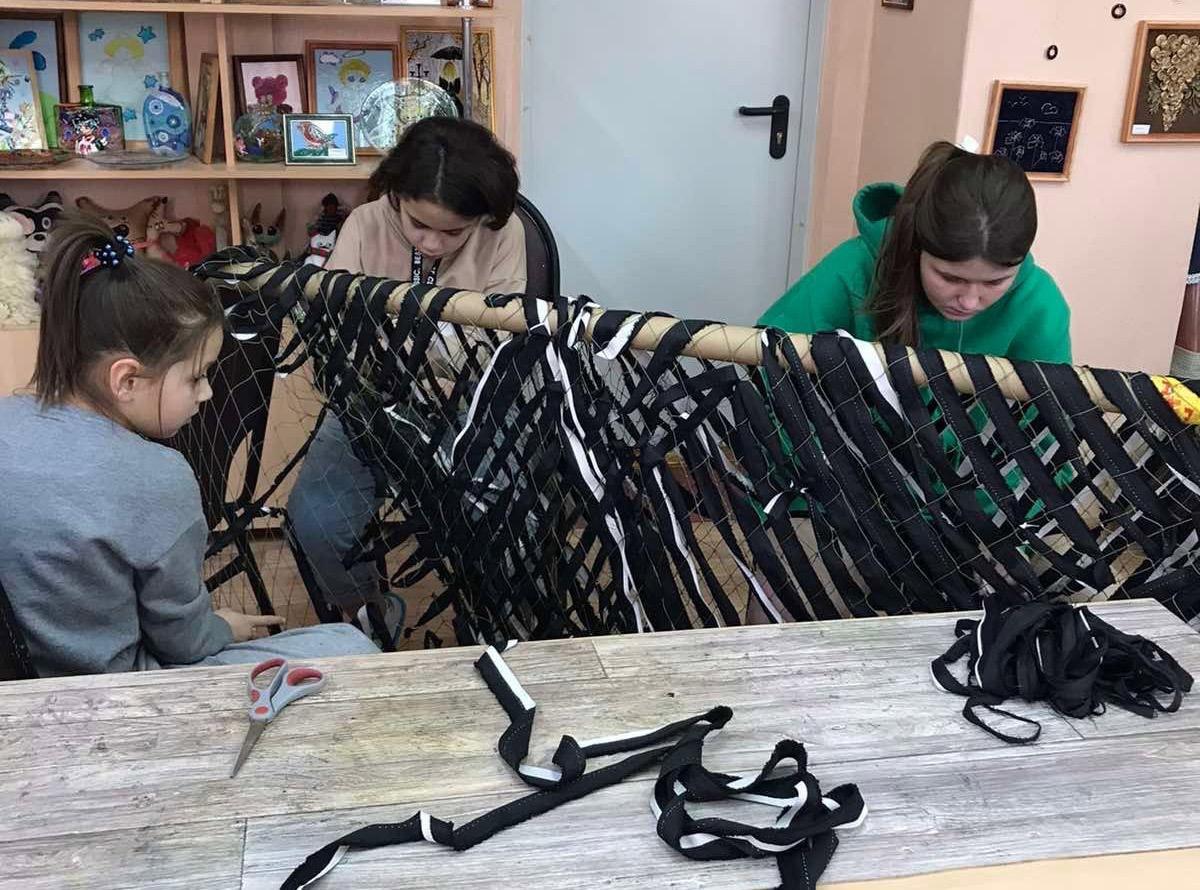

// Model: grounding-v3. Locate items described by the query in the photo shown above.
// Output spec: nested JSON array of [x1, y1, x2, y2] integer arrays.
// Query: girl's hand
[[216, 609, 287, 642]]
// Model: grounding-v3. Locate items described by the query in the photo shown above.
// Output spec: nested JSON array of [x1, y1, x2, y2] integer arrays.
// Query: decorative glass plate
[[358, 78, 459, 152], [83, 150, 190, 170]]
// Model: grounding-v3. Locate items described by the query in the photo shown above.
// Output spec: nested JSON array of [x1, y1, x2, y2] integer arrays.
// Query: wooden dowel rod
[[219, 263, 1119, 413]]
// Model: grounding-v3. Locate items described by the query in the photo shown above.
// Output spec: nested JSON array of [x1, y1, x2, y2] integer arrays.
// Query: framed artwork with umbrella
[[402, 28, 496, 132]]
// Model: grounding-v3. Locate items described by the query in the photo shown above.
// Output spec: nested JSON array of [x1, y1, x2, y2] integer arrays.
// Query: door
[[521, 0, 819, 324]]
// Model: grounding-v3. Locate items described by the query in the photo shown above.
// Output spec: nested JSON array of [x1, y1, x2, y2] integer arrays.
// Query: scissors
[[229, 657, 328, 778]]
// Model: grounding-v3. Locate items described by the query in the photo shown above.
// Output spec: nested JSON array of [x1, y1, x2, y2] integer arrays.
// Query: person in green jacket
[[759, 140, 1071, 363]]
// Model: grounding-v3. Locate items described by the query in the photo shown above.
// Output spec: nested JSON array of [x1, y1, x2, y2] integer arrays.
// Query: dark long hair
[[868, 141, 1037, 347], [32, 213, 223, 409], [367, 117, 519, 230]]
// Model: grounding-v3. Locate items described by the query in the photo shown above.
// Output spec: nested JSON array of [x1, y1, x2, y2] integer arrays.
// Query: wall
[[956, 0, 1199, 373], [806, 0, 971, 262], [857, 0, 972, 186]]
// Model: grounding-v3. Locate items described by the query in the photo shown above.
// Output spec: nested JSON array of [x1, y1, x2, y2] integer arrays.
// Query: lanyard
[[411, 248, 441, 287]]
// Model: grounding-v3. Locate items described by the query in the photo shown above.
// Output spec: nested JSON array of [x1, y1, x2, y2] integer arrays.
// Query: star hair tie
[[80, 234, 136, 276]]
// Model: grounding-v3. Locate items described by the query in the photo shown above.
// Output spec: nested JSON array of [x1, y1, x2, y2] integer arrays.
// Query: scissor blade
[[230, 721, 266, 778]]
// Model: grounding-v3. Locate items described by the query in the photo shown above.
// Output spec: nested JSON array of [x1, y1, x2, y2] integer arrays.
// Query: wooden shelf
[[232, 158, 380, 179], [7, 1, 500, 18], [0, 156, 381, 180]]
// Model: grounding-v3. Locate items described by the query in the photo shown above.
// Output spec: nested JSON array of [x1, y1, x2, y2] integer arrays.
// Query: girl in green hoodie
[[759, 141, 1071, 362]]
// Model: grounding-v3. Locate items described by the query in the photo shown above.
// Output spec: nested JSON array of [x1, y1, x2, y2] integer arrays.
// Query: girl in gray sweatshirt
[[0, 215, 375, 676]]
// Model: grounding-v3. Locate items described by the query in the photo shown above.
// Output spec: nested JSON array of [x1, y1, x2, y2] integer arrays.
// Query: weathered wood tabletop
[[1, 599, 1198, 889]]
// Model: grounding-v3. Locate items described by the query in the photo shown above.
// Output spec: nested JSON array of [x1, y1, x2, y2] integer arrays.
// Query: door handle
[[738, 95, 790, 159]]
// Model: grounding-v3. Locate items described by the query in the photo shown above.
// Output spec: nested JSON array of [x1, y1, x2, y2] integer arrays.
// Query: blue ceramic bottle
[[142, 71, 192, 157]]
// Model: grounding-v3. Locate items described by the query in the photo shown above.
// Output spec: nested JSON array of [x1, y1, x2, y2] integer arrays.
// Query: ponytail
[[867, 140, 1037, 348], [32, 213, 223, 408]]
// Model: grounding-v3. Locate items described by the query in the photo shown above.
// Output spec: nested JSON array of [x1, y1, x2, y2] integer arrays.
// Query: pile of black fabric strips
[[932, 599, 1194, 743], [281, 642, 867, 889]]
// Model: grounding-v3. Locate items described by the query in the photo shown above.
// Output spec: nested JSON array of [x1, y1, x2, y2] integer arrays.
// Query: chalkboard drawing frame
[[984, 80, 1086, 182], [1121, 21, 1200, 144]]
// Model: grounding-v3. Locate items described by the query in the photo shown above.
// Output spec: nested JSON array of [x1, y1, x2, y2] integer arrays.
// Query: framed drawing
[[0, 13, 66, 146], [402, 28, 495, 131], [232, 54, 307, 117], [1122, 21, 1200, 142], [77, 11, 186, 146], [283, 113, 355, 165], [984, 81, 1086, 182], [305, 41, 400, 153], [193, 53, 221, 164], [0, 50, 48, 150]]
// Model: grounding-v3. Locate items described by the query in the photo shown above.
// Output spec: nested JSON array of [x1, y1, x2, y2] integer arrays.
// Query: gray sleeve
[[135, 518, 234, 665]]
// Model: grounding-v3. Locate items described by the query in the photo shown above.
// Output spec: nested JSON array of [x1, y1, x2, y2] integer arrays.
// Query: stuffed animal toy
[[143, 200, 187, 263], [0, 211, 40, 325], [304, 230, 336, 267], [166, 218, 217, 269], [76, 195, 166, 248], [242, 203, 286, 259], [0, 191, 63, 255]]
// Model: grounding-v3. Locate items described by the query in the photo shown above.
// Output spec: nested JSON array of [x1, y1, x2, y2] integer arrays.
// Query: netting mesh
[[180, 247, 1200, 648]]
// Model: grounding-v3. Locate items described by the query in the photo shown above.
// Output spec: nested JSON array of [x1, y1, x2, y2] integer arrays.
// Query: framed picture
[[402, 28, 495, 131], [193, 52, 221, 164], [283, 112, 356, 165], [984, 81, 1086, 182], [305, 41, 400, 153], [77, 11, 186, 145], [0, 50, 48, 150], [0, 13, 66, 147], [881, 0, 915, 9], [1122, 22, 1200, 143], [232, 54, 307, 117]]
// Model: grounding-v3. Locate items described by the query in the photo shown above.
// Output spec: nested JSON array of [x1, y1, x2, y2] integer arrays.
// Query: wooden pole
[[216, 262, 1120, 413]]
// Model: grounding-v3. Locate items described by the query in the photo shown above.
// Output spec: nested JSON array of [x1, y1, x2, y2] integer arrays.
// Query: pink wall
[[956, 0, 1199, 373], [857, 0, 972, 186], [805, 0, 876, 262]]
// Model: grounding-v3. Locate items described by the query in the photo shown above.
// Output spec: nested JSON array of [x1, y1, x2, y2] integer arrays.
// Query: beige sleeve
[[484, 216, 528, 294], [326, 210, 364, 273]]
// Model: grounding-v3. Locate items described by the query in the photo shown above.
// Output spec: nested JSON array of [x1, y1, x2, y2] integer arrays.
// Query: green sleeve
[[1008, 277, 1073, 364], [757, 240, 869, 334]]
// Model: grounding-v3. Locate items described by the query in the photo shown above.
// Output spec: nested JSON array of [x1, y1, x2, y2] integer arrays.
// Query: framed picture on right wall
[[1122, 21, 1200, 143]]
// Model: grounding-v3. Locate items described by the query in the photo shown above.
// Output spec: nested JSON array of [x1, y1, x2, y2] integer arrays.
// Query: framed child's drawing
[[984, 81, 1086, 182], [305, 41, 400, 153]]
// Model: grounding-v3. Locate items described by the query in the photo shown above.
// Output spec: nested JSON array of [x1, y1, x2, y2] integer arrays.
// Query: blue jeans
[[287, 415, 382, 611]]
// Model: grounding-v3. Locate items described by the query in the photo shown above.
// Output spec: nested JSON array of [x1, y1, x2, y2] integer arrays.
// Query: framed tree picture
[[402, 28, 495, 131], [984, 81, 1086, 182], [1122, 21, 1200, 143]]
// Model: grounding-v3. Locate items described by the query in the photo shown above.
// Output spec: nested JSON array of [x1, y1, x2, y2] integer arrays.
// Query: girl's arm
[[326, 212, 363, 273], [136, 518, 235, 664]]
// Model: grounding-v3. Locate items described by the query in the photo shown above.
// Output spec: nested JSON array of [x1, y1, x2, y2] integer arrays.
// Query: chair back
[[515, 193, 561, 299]]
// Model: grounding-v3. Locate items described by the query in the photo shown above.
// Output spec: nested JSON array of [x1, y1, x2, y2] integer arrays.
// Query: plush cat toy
[[241, 203, 286, 260], [0, 191, 63, 255], [76, 195, 167, 249], [0, 211, 40, 325]]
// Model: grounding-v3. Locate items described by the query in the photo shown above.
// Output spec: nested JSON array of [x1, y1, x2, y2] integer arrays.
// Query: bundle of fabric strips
[[281, 642, 866, 889], [931, 599, 1194, 743]]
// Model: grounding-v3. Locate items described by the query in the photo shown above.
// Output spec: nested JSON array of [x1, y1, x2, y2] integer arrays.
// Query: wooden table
[[1, 600, 1198, 889]]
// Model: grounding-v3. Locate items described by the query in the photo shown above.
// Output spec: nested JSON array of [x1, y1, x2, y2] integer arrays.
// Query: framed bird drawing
[[282, 113, 355, 165]]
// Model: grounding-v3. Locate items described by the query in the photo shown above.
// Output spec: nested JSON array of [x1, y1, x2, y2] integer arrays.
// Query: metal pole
[[461, 14, 474, 122]]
